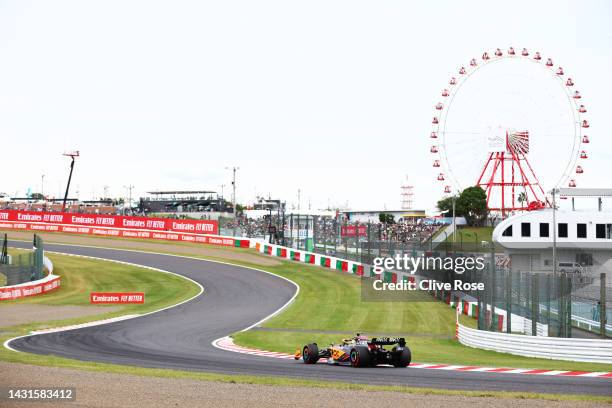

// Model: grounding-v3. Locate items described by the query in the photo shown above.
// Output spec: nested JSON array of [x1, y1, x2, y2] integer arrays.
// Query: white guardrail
[[458, 322, 612, 363]]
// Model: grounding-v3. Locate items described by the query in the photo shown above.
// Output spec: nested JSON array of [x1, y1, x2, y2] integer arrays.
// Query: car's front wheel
[[303, 343, 320, 364], [350, 346, 371, 367]]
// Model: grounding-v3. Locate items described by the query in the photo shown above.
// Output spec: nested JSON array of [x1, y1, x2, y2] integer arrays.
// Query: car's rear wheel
[[303, 343, 319, 364], [350, 346, 371, 367], [392, 347, 411, 367]]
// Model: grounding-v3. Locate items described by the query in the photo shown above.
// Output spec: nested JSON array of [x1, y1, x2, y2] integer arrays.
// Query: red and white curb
[[212, 336, 612, 379]]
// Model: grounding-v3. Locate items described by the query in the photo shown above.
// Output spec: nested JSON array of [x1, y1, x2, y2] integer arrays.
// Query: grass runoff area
[[232, 262, 612, 373], [0, 232, 610, 403]]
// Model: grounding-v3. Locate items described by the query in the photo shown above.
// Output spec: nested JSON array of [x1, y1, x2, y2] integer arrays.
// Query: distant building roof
[[146, 191, 216, 195], [554, 188, 612, 197], [341, 209, 426, 214]]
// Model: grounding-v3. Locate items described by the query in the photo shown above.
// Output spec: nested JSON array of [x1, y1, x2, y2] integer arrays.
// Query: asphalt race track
[[7, 242, 612, 396]]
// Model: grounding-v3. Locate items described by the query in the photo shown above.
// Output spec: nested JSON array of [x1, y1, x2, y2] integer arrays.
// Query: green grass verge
[[0, 253, 200, 313], [230, 261, 612, 373], [445, 226, 493, 245]]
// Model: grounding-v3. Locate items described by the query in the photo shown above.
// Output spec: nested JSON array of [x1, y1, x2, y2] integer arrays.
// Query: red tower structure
[[476, 130, 548, 217], [400, 176, 414, 210]]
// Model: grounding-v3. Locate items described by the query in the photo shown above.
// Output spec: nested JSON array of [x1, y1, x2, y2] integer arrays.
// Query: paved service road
[[7, 243, 612, 396]]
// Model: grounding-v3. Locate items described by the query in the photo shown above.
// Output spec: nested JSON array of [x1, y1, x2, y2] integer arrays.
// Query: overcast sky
[[0, 0, 610, 211]]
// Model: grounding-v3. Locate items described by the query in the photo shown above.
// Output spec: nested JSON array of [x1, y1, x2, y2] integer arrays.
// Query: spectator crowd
[[223, 215, 443, 244]]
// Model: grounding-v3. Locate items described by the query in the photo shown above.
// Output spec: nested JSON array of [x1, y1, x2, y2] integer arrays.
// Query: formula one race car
[[294, 334, 411, 367]]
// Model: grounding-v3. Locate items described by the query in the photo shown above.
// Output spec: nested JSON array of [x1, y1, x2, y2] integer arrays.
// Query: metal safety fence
[[220, 214, 610, 338], [219, 214, 446, 260], [0, 234, 45, 286], [415, 247, 610, 339]]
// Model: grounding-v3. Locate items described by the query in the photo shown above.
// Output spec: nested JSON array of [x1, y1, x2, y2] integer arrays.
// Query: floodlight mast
[[62, 151, 80, 212]]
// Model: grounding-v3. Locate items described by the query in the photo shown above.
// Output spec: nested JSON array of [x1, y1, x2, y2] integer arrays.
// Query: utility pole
[[226, 167, 239, 216], [124, 185, 134, 214], [62, 151, 80, 212], [452, 192, 457, 245], [297, 189, 301, 212], [41, 174, 45, 198]]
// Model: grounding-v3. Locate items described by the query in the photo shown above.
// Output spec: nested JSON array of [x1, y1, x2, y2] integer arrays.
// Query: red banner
[[0, 276, 61, 301], [90, 292, 145, 304], [0, 210, 218, 235], [340, 225, 367, 237], [0, 221, 238, 247]]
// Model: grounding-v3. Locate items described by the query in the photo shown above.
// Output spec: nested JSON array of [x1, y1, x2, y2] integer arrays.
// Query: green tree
[[379, 213, 395, 224], [456, 186, 488, 226], [517, 191, 527, 206], [436, 195, 462, 216]]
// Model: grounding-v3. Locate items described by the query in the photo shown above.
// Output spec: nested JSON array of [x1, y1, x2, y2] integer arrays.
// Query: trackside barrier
[[0, 210, 218, 234], [457, 322, 612, 363], [252, 241, 368, 278], [0, 220, 249, 248], [0, 256, 60, 301]]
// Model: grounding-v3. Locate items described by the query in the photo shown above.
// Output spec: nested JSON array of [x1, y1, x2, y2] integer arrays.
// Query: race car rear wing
[[370, 337, 406, 347]]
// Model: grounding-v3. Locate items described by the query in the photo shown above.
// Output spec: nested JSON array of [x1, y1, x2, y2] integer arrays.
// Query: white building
[[492, 188, 612, 276]]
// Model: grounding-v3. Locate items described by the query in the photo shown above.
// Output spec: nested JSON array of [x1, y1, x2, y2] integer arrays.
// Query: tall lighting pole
[[226, 167, 239, 216], [124, 185, 134, 215], [226, 167, 239, 236], [452, 192, 457, 245], [62, 151, 80, 212]]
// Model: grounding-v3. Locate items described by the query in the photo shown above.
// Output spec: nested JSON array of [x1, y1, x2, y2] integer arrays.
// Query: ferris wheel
[[429, 47, 590, 217]]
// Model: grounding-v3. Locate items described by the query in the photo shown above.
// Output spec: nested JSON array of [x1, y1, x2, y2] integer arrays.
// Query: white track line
[[3, 243, 299, 357], [3, 250, 205, 352]]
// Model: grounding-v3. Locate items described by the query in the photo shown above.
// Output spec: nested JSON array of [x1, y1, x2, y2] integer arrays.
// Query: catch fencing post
[[489, 242, 496, 330], [344, 219, 348, 259], [312, 216, 317, 252], [506, 269, 512, 333], [546, 274, 552, 336], [600, 273, 607, 339], [366, 222, 371, 263], [477, 268, 485, 330], [531, 274, 539, 336]]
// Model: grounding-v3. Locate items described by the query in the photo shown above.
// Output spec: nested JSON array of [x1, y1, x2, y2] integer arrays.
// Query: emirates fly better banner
[[0, 210, 218, 235]]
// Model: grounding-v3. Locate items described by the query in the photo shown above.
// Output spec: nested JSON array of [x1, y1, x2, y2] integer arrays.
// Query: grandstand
[[138, 191, 232, 214]]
